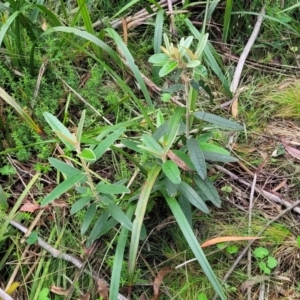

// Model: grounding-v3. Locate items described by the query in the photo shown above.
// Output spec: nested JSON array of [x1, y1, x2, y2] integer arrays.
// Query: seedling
[[217, 242, 239, 255], [253, 247, 277, 275]]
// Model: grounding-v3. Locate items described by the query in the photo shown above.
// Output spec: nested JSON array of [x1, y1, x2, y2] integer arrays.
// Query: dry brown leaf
[[272, 179, 287, 192], [232, 144, 257, 153], [50, 285, 69, 296], [97, 279, 109, 300], [52, 200, 69, 208], [41, 21, 48, 31], [231, 97, 238, 118], [20, 202, 40, 213], [201, 236, 262, 248], [240, 275, 269, 292], [79, 293, 90, 300], [151, 267, 171, 300], [122, 18, 128, 45], [283, 143, 300, 160], [167, 150, 191, 171]]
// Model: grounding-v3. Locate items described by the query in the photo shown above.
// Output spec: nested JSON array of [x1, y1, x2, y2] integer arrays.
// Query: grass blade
[[105, 28, 154, 108], [164, 194, 226, 300], [109, 205, 135, 300], [0, 88, 43, 135], [128, 164, 161, 285], [223, 0, 233, 42], [1, 174, 40, 242]]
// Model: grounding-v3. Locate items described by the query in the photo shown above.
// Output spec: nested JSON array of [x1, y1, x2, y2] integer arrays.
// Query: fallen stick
[[9, 219, 128, 300], [215, 165, 300, 214], [230, 7, 265, 94], [0, 288, 13, 300]]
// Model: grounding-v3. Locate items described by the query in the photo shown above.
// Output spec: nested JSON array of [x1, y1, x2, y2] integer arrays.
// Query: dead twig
[[8, 219, 128, 300], [230, 7, 265, 94], [0, 288, 13, 300], [215, 165, 300, 214], [247, 172, 257, 300]]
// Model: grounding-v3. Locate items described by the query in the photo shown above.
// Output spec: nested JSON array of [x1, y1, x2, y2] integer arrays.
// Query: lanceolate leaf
[[0, 184, 8, 210], [199, 142, 238, 163], [44, 112, 76, 150], [71, 196, 91, 214], [164, 107, 184, 151], [93, 127, 126, 160], [81, 203, 97, 235], [48, 158, 86, 181], [159, 60, 178, 77], [164, 177, 178, 197], [148, 53, 170, 66], [96, 183, 130, 194], [162, 160, 181, 184], [41, 173, 85, 206], [86, 210, 109, 245], [142, 134, 164, 153], [77, 148, 96, 161], [194, 175, 221, 207], [187, 138, 207, 180], [0, 88, 43, 135], [178, 182, 209, 213], [194, 111, 243, 130], [106, 202, 132, 231]]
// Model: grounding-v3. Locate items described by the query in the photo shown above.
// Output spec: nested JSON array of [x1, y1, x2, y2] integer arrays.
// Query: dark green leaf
[[194, 176, 221, 207], [187, 138, 207, 180], [93, 127, 126, 160], [178, 182, 209, 213], [48, 158, 86, 180], [162, 84, 185, 93], [71, 196, 91, 214], [194, 111, 243, 130], [178, 193, 192, 227], [96, 183, 130, 194], [87, 210, 109, 245], [164, 177, 178, 197], [106, 202, 132, 231], [81, 203, 97, 235], [41, 173, 85, 206]]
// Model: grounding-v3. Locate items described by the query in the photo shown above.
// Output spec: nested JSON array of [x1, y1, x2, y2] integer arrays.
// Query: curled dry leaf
[[79, 293, 90, 300], [201, 236, 262, 248], [240, 275, 269, 292], [282, 142, 300, 161], [20, 202, 40, 213], [50, 285, 69, 296], [231, 97, 238, 119], [97, 279, 109, 300], [151, 267, 171, 300]]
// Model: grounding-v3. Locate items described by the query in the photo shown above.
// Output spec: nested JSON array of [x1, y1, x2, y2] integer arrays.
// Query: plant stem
[[183, 73, 190, 138]]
